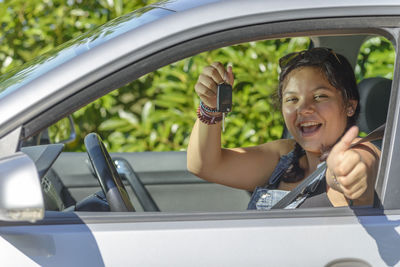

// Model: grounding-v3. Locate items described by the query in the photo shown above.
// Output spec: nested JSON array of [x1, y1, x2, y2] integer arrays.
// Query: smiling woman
[[279, 49, 359, 155]]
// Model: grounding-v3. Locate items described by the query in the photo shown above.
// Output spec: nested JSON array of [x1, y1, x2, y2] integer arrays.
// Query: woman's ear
[[346, 100, 358, 116]]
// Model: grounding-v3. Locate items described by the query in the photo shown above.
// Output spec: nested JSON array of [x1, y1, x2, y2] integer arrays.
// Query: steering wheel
[[84, 133, 135, 212]]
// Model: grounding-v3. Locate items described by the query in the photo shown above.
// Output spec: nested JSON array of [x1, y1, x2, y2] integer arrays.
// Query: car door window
[[44, 34, 395, 212]]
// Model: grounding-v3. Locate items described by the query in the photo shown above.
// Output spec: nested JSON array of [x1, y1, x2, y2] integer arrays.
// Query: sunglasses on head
[[279, 47, 341, 69]]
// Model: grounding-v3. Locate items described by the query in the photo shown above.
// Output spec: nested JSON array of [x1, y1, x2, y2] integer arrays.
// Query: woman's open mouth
[[298, 121, 322, 137]]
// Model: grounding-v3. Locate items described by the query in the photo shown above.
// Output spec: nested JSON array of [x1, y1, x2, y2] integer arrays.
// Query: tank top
[[247, 148, 333, 210]]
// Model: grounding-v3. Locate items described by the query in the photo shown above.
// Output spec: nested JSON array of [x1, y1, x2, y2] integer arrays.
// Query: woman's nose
[[297, 100, 315, 115]]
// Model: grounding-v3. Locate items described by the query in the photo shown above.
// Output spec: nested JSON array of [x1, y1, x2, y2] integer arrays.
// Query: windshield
[[0, 6, 172, 99]]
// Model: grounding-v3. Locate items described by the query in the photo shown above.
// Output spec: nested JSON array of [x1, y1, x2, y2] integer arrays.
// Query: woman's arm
[[187, 62, 288, 191], [326, 126, 381, 206]]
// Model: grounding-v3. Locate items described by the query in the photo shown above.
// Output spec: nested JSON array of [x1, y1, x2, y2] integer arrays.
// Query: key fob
[[217, 83, 232, 113]]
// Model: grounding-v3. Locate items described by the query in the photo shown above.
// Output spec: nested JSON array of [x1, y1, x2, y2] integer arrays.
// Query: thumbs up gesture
[[326, 126, 369, 200]]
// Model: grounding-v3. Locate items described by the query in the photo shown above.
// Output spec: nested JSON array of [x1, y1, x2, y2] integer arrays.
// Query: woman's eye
[[314, 95, 328, 101], [285, 97, 298, 103]]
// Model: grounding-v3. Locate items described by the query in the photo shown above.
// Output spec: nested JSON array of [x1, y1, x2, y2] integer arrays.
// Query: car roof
[[1, 0, 400, 138]]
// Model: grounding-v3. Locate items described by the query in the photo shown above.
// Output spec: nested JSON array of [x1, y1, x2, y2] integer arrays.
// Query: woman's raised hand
[[326, 126, 369, 200], [195, 62, 234, 108]]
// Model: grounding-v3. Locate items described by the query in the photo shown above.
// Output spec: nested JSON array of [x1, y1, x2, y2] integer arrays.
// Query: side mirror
[[0, 152, 44, 222]]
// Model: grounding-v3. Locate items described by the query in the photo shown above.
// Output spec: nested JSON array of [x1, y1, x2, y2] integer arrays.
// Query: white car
[[0, 0, 399, 266]]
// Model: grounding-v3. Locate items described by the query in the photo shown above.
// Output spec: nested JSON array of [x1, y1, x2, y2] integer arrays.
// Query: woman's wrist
[[197, 101, 222, 125], [200, 101, 222, 115], [200, 101, 216, 112]]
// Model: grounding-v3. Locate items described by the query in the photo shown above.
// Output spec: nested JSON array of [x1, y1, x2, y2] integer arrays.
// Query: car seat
[[357, 77, 392, 148]]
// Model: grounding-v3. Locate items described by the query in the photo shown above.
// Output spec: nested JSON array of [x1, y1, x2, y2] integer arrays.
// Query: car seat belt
[[271, 123, 385, 209]]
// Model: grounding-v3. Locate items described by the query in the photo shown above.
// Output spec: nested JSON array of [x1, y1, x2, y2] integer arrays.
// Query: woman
[[187, 47, 380, 209]]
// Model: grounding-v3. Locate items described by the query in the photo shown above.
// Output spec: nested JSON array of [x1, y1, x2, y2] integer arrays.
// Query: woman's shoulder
[[257, 138, 297, 157]]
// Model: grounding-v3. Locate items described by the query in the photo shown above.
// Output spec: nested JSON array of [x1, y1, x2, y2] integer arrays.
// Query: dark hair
[[282, 142, 306, 183], [278, 47, 360, 125], [278, 48, 360, 183]]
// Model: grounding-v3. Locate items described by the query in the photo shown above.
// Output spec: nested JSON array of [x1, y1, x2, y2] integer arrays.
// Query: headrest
[[357, 77, 391, 134]]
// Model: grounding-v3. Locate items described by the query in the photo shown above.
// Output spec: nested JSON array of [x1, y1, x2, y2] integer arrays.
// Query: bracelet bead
[[197, 106, 222, 125], [200, 101, 218, 113]]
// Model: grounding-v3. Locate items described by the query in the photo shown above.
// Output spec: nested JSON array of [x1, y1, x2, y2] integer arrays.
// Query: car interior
[[20, 33, 395, 213]]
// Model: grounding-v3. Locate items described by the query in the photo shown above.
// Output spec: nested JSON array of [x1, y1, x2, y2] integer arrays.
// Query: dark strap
[[271, 123, 385, 209], [267, 150, 295, 188]]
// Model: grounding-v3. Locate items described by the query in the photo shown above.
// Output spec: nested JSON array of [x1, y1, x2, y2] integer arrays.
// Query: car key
[[217, 82, 232, 132]]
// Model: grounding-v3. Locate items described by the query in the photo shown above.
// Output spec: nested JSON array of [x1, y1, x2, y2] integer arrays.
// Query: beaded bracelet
[[197, 106, 222, 125], [200, 101, 218, 113]]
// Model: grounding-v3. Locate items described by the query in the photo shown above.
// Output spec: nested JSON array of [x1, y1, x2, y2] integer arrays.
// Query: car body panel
[[1, 211, 399, 266]]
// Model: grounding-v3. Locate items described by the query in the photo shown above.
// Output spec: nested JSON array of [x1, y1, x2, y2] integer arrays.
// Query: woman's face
[[281, 66, 356, 154]]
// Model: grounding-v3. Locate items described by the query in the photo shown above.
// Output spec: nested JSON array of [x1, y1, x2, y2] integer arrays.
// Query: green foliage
[[355, 37, 395, 81], [0, 1, 395, 152], [67, 35, 394, 152], [68, 38, 309, 152], [48, 117, 72, 143], [0, 0, 158, 73]]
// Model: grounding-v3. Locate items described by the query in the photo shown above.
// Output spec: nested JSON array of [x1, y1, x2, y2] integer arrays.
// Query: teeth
[[300, 122, 320, 127]]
